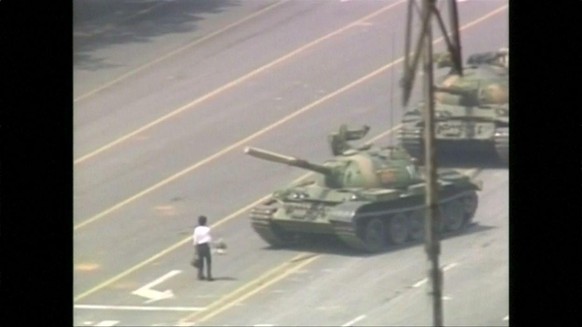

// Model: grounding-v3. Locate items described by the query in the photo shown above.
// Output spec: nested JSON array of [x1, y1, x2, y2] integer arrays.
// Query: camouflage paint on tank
[[246, 125, 481, 253], [400, 49, 509, 163]]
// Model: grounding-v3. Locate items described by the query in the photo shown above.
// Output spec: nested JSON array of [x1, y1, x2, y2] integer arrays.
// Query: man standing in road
[[193, 215, 213, 281]]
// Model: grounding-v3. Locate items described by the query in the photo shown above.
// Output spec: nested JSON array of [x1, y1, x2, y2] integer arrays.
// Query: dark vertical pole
[[422, 0, 443, 326], [448, 0, 463, 74]]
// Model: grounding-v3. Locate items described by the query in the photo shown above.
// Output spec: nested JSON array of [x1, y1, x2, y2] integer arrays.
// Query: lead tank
[[245, 125, 481, 253], [399, 48, 509, 163]]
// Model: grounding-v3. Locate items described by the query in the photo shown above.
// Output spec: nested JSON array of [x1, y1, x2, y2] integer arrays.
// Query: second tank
[[399, 48, 509, 164]]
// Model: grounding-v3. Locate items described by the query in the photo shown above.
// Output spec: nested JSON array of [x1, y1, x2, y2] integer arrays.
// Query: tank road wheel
[[407, 210, 425, 242], [461, 191, 479, 225], [387, 213, 409, 245], [362, 218, 386, 253], [442, 200, 465, 232]]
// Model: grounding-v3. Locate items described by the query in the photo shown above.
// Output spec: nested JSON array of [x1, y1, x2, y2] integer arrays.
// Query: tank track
[[332, 191, 478, 252], [330, 221, 369, 252], [494, 127, 509, 164], [250, 206, 292, 247]]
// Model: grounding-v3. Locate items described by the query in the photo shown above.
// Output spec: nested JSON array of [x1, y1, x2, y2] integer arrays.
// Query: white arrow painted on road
[[132, 270, 182, 304]]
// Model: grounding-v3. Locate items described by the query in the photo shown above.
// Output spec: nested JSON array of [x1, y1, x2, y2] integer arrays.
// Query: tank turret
[[434, 74, 508, 106], [327, 124, 371, 156], [434, 49, 509, 107], [245, 144, 422, 189]]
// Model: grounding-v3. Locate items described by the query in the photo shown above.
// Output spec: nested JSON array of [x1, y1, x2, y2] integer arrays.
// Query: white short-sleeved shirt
[[193, 225, 212, 245]]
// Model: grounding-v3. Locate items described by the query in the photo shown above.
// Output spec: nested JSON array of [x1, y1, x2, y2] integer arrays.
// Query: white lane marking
[[73, 0, 407, 164], [95, 321, 119, 326], [132, 270, 181, 303], [443, 262, 459, 271], [442, 296, 452, 301], [413, 263, 459, 288], [74, 1, 286, 103], [75, 304, 205, 312], [503, 315, 509, 321], [413, 278, 428, 288], [342, 315, 366, 326]]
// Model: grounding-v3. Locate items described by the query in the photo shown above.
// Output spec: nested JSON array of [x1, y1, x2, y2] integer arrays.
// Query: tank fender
[[327, 202, 362, 224]]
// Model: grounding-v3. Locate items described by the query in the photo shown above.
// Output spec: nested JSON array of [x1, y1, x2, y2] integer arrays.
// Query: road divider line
[[74, 0, 407, 163], [413, 260, 463, 288], [342, 314, 367, 326], [74, 0, 289, 103], [74, 126, 399, 301], [74, 48, 405, 231], [178, 254, 320, 325], [94, 321, 119, 327], [73, 3, 506, 307], [74, 169, 316, 302], [413, 278, 428, 288], [74, 3, 504, 231], [443, 262, 458, 271]]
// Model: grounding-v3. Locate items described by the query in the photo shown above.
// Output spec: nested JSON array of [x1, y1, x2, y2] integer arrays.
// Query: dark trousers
[[196, 243, 212, 279]]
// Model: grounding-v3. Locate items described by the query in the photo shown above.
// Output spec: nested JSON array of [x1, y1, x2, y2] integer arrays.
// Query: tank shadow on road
[[259, 223, 495, 257]]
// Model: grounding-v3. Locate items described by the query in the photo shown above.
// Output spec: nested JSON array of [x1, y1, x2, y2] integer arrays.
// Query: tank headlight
[[290, 193, 299, 199], [350, 194, 359, 201]]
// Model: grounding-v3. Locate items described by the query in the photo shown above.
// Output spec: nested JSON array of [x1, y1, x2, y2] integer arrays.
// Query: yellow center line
[[180, 254, 320, 325], [73, 56, 403, 231], [73, 122, 400, 302], [72, 123, 473, 303], [75, 174, 299, 302], [74, 0, 289, 103], [74, 3, 506, 231], [174, 6, 504, 322], [73, 3, 506, 304], [74, 0, 407, 164], [175, 139, 478, 325]]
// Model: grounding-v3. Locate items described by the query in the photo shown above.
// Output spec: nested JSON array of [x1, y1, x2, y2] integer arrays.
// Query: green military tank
[[399, 48, 509, 163], [245, 125, 481, 253]]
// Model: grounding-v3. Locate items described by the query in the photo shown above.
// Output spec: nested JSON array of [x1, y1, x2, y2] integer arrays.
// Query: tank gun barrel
[[244, 146, 333, 175]]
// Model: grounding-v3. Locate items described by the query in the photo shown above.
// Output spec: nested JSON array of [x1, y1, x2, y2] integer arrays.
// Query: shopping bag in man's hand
[[190, 255, 201, 268]]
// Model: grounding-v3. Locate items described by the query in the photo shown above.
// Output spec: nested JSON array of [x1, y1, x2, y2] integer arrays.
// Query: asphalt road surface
[[74, 0, 509, 326]]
